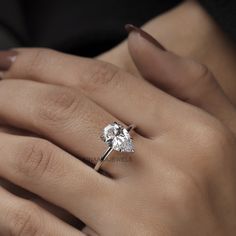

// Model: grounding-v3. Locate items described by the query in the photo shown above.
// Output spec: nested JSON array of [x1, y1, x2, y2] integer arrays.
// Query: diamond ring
[[94, 122, 135, 171]]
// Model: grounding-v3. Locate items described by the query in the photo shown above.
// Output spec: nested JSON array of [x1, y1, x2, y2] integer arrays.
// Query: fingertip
[[125, 24, 166, 51]]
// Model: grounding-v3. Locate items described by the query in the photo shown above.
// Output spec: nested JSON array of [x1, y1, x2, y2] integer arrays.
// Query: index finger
[[1, 48, 187, 138]]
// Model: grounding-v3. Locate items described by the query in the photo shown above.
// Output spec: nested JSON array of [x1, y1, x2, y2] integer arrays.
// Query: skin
[[0, 1, 235, 235], [0, 29, 235, 235], [99, 0, 236, 105]]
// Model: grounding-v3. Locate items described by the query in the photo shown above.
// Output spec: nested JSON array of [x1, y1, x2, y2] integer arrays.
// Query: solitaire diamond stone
[[101, 122, 134, 152]]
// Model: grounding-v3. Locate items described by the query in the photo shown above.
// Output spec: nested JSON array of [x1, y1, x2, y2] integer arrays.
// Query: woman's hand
[[125, 25, 236, 136], [99, 0, 236, 105], [0, 39, 235, 235]]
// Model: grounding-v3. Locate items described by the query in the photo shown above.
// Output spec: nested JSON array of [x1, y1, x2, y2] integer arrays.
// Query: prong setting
[[102, 122, 134, 153]]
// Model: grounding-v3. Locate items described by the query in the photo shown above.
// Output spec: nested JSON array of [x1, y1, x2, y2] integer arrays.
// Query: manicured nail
[[0, 50, 17, 71], [125, 24, 166, 51]]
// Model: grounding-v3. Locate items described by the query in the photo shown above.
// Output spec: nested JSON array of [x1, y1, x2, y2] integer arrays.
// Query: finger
[[0, 178, 84, 229], [0, 133, 114, 228], [0, 79, 143, 176], [1, 48, 185, 137], [96, 40, 141, 77], [82, 226, 99, 236], [127, 26, 236, 134], [0, 124, 37, 137], [0, 187, 83, 236]]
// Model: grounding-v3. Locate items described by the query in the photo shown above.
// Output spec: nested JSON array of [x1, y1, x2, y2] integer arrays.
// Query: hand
[[0, 41, 235, 235], [99, 0, 236, 105], [125, 25, 236, 136]]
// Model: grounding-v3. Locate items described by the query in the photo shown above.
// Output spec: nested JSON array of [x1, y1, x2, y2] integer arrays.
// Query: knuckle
[[80, 61, 121, 91], [26, 48, 54, 77], [187, 120, 234, 169], [196, 63, 217, 89], [165, 170, 200, 207], [7, 202, 41, 236], [193, 62, 211, 81], [187, 60, 212, 82], [193, 121, 230, 152], [38, 87, 79, 124], [15, 138, 55, 179], [188, 61, 217, 91], [205, 128, 234, 164]]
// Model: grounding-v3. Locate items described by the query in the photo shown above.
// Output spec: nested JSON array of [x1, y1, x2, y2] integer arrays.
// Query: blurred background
[[0, 0, 182, 56]]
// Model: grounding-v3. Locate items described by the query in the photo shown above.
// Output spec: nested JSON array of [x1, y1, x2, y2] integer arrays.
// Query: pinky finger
[[0, 186, 84, 236]]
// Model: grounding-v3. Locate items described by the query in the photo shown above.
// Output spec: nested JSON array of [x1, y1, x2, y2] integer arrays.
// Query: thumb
[[126, 24, 236, 134]]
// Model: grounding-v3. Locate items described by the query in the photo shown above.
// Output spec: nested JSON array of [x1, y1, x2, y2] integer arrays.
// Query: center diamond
[[101, 122, 134, 152]]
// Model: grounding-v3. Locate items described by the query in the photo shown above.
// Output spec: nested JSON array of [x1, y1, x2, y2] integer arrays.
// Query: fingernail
[[0, 50, 17, 71], [0, 72, 3, 80], [125, 24, 166, 51]]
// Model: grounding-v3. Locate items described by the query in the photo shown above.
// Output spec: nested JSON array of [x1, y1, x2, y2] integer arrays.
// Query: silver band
[[94, 123, 135, 172]]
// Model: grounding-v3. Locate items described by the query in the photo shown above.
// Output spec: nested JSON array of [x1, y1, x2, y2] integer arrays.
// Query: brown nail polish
[[0, 72, 3, 80], [125, 24, 166, 51], [0, 50, 17, 71]]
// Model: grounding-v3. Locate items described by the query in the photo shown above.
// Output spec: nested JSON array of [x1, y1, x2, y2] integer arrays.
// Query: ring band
[[94, 122, 135, 171]]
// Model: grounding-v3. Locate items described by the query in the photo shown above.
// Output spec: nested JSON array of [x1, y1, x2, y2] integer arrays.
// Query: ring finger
[[0, 79, 145, 176]]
